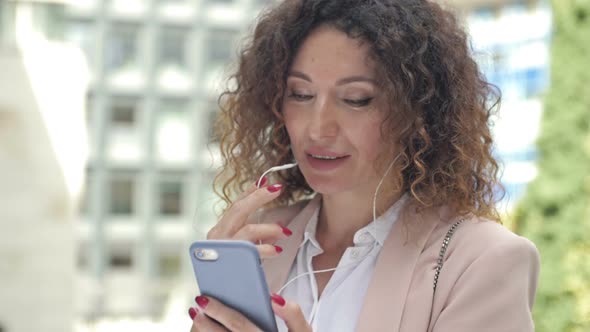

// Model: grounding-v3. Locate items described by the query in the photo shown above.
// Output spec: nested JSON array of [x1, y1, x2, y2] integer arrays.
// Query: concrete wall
[[0, 43, 87, 332]]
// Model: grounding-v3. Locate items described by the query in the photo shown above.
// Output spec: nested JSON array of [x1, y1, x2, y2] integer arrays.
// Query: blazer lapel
[[262, 195, 321, 293], [356, 205, 441, 332]]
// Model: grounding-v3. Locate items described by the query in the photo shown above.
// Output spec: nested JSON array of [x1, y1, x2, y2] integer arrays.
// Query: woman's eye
[[288, 92, 313, 101], [344, 97, 374, 107]]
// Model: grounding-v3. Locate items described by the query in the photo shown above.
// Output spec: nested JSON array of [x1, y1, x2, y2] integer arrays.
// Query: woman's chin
[[306, 179, 354, 196]]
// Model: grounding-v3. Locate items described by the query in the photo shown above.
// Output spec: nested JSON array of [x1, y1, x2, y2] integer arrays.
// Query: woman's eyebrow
[[335, 76, 377, 86], [287, 71, 312, 82], [287, 71, 376, 86]]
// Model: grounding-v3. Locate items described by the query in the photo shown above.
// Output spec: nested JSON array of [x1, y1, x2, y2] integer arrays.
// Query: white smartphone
[[189, 240, 278, 332]]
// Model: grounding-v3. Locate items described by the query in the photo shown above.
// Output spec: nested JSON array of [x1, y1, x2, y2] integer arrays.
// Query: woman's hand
[[189, 294, 312, 332], [206, 177, 293, 258], [270, 294, 312, 332]]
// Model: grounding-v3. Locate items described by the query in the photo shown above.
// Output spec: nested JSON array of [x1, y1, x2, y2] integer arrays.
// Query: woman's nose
[[308, 97, 339, 140]]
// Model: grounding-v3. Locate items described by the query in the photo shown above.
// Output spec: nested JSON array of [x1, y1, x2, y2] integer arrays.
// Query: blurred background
[[0, 0, 587, 331]]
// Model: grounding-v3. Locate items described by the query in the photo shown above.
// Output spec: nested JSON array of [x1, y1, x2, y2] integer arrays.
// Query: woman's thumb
[[271, 294, 311, 332]]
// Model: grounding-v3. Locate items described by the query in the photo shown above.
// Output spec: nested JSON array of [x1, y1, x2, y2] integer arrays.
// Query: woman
[[189, 0, 540, 331]]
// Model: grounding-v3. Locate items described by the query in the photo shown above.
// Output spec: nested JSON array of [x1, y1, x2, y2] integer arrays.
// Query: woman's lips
[[306, 153, 350, 171]]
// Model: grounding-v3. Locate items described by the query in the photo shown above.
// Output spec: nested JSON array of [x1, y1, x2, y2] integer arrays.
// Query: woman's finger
[[233, 223, 292, 243], [209, 184, 284, 239], [206, 181, 258, 240], [271, 294, 312, 332], [189, 307, 228, 332], [235, 177, 264, 201], [256, 243, 285, 259], [195, 296, 262, 332]]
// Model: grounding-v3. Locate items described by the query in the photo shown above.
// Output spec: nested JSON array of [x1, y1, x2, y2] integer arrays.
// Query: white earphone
[[256, 162, 298, 188]]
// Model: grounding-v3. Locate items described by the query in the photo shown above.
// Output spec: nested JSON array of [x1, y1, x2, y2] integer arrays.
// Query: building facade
[[63, 0, 274, 327]]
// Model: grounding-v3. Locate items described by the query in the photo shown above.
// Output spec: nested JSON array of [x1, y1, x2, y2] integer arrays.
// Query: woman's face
[[283, 25, 390, 196]]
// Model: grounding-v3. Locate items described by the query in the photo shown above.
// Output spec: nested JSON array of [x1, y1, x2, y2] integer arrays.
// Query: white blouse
[[276, 196, 407, 332]]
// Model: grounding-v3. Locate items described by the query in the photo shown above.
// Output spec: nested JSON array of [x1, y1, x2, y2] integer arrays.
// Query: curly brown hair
[[213, 0, 503, 221]]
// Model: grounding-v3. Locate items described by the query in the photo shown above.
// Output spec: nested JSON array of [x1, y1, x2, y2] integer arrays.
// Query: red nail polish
[[196, 296, 209, 309], [280, 226, 292, 236], [267, 184, 283, 193], [255, 176, 267, 187], [188, 307, 197, 320], [274, 245, 283, 253], [271, 293, 286, 306]]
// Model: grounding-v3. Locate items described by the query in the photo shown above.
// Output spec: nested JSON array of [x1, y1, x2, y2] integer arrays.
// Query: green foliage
[[513, 0, 590, 331]]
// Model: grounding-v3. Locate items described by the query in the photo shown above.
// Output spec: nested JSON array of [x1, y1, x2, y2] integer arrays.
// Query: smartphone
[[189, 240, 278, 332]]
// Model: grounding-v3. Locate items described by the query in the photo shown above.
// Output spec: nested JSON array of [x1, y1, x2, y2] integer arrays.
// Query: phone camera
[[194, 248, 219, 261]]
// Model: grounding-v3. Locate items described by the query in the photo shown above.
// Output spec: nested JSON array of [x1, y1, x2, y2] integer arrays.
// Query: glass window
[[156, 27, 193, 91], [105, 23, 140, 73], [158, 254, 181, 278], [108, 172, 136, 215], [158, 26, 188, 70], [65, 19, 96, 74], [158, 176, 184, 216], [206, 28, 238, 67], [109, 250, 133, 269], [106, 97, 144, 162], [155, 99, 192, 163], [472, 6, 496, 20], [110, 97, 138, 127]]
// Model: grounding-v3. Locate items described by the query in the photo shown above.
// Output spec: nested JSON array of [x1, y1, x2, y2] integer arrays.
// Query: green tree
[[513, 0, 590, 331]]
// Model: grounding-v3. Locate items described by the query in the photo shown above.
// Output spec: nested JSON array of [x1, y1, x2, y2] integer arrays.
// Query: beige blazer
[[262, 196, 540, 332]]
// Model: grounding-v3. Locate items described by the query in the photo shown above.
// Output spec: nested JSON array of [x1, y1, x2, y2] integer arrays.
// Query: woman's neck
[[316, 189, 402, 250]]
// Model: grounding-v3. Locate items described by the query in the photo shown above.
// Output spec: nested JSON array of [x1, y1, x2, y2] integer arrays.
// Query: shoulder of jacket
[[427, 216, 539, 267]]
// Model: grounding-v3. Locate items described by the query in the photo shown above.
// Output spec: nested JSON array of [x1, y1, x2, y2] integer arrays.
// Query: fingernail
[[195, 296, 209, 309], [255, 176, 267, 187], [188, 307, 197, 320], [274, 245, 283, 253], [280, 226, 292, 236], [271, 293, 286, 306], [267, 184, 283, 193]]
